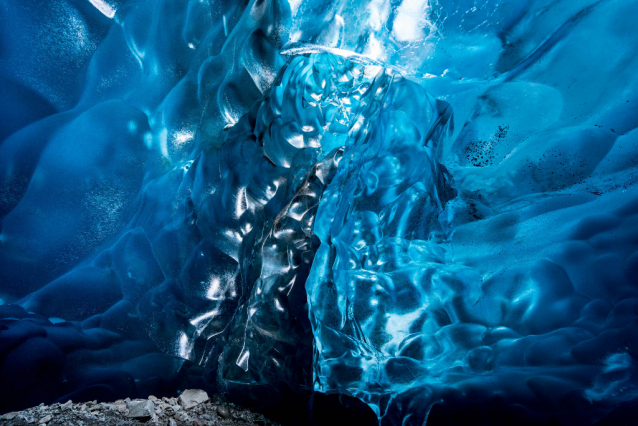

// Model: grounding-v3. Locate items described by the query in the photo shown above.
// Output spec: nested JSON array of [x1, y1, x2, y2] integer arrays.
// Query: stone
[[174, 411, 190, 422], [127, 400, 155, 420], [169, 419, 177, 426], [3, 412, 19, 420], [39, 415, 52, 424], [178, 389, 209, 409], [217, 406, 230, 419]]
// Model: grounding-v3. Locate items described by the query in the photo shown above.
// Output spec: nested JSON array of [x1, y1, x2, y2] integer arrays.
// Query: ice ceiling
[[1, 0, 638, 424]]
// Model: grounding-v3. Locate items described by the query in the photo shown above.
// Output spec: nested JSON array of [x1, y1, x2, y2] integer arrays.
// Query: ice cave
[[1, 0, 638, 424]]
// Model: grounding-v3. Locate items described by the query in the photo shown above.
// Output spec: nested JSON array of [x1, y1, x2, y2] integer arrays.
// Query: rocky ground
[[0, 390, 280, 426]]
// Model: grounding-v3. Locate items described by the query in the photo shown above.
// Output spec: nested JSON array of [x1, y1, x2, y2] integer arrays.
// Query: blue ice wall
[[1, 0, 638, 424]]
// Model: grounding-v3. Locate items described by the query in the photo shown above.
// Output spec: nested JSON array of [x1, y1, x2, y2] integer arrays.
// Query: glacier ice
[[2, 0, 638, 424]]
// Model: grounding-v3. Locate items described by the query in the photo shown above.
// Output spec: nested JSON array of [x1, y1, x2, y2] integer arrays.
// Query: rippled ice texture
[[1, 0, 638, 424]]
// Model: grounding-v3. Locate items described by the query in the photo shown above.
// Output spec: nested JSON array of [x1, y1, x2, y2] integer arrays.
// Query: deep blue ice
[[1, 0, 638, 424]]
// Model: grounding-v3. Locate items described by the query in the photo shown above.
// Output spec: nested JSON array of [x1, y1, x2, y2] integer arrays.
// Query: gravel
[[0, 390, 279, 426]]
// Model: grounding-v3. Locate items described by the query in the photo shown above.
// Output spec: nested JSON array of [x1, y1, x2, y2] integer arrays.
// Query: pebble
[[174, 411, 190, 422], [3, 412, 19, 420], [127, 400, 155, 420], [178, 389, 210, 409], [217, 405, 231, 419], [38, 415, 52, 423]]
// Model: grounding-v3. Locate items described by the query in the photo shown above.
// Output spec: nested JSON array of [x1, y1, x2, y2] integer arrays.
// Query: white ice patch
[[392, 0, 431, 42], [87, 0, 116, 18]]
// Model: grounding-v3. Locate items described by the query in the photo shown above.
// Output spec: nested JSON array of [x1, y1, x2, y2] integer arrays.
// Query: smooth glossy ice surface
[[1, 0, 638, 424]]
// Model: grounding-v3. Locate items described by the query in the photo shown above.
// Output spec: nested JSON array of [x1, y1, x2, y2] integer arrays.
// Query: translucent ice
[[1, 0, 638, 424]]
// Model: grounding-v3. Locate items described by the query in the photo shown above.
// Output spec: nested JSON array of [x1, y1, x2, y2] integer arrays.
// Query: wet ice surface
[[1, 0, 638, 424]]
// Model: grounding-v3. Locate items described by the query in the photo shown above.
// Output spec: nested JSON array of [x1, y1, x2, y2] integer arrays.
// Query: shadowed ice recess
[[1, 0, 638, 424]]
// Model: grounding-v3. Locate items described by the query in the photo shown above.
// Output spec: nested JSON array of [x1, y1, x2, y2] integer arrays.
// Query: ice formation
[[1, 0, 638, 424]]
